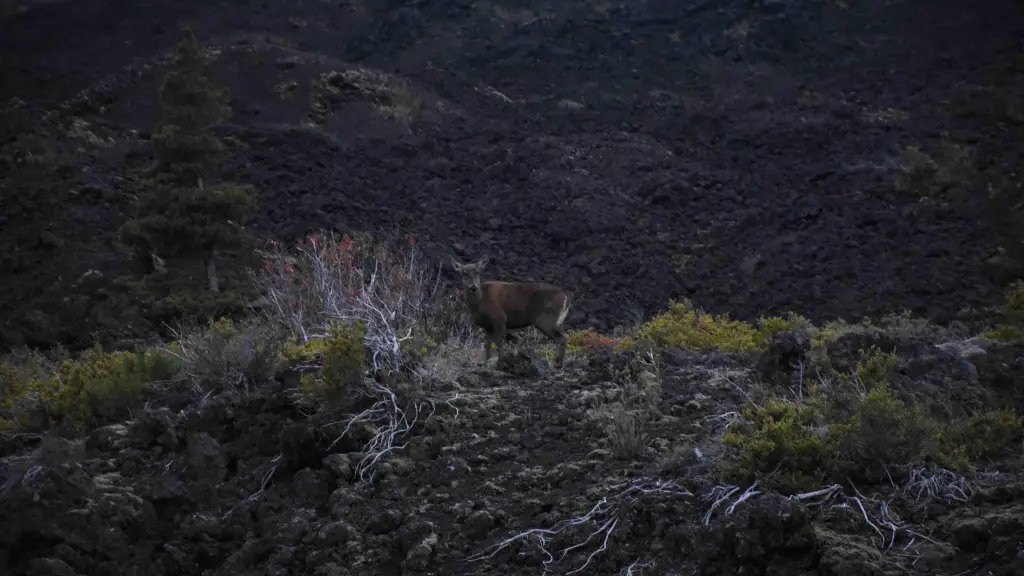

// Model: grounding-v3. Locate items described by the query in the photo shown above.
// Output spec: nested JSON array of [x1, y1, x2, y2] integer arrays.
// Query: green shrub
[[897, 140, 975, 199], [721, 398, 830, 493], [982, 324, 1024, 342], [936, 409, 1024, 464], [0, 346, 180, 429], [853, 346, 899, 392], [723, 382, 959, 492], [281, 321, 367, 399], [1004, 280, 1024, 315], [810, 311, 962, 352], [634, 299, 804, 353], [829, 386, 936, 482], [983, 280, 1024, 341]]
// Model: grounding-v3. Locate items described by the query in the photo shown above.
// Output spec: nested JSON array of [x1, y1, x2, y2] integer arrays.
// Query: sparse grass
[[897, 139, 976, 199], [161, 316, 281, 394], [810, 310, 968, 350], [590, 347, 662, 461], [602, 403, 648, 460], [310, 68, 421, 125]]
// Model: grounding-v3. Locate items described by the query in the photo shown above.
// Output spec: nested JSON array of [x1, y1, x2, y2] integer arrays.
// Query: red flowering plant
[[252, 230, 443, 375]]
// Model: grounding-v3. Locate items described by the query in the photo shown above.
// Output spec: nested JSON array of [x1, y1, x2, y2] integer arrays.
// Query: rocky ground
[[2, 0, 1024, 349], [1, 326, 1022, 576]]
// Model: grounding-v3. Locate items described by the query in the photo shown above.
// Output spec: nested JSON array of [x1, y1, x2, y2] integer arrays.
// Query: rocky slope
[[1, 330, 1022, 576], [2, 0, 1023, 350]]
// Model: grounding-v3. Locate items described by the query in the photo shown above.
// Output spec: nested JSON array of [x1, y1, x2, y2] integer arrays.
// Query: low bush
[[828, 386, 937, 483], [631, 299, 806, 353], [983, 280, 1024, 341], [1, 345, 181, 430], [280, 321, 368, 399], [721, 398, 831, 493], [719, 340, 1019, 493], [810, 310, 966, 351], [897, 140, 976, 199], [165, 316, 282, 392], [852, 346, 899, 392], [566, 329, 633, 354], [935, 408, 1024, 464]]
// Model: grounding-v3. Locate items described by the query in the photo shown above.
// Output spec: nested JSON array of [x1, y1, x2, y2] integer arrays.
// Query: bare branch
[[467, 479, 692, 573]]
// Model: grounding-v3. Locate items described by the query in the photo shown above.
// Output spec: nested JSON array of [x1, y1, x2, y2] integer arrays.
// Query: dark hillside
[[1, 0, 1021, 346]]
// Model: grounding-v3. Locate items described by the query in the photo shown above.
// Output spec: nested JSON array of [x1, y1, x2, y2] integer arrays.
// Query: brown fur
[[451, 255, 572, 367]]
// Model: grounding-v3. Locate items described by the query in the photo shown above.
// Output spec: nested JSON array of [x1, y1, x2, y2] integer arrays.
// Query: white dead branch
[[467, 479, 692, 574]]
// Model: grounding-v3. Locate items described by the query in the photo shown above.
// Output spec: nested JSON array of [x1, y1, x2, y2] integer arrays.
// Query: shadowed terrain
[[2, 0, 1023, 349], [1, 1, 1024, 575]]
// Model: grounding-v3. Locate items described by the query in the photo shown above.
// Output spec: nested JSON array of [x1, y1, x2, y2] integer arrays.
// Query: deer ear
[[477, 255, 489, 268], [450, 256, 463, 271]]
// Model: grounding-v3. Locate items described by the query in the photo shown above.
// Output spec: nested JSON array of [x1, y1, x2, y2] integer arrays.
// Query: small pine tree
[[151, 28, 231, 183], [120, 27, 255, 294]]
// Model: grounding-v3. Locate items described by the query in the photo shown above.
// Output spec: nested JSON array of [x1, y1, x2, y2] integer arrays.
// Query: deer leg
[[493, 317, 507, 362], [483, 332, 493, 362], [552, 327, 568, 367], [535, 323, 569, 368]]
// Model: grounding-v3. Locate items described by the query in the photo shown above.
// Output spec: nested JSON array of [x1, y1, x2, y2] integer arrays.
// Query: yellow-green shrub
[[1, 346, 180, 429], [936, 409, 1024, 463], [983, 280, 1024, 341], [50, 347, 178, 426], [982, 324, 1024, 342], [853, 346, 899, 391], [398, 328, 438, 370], [635, 300, 804, 353], [723, 384, 954, 491], [0, 362, 50, 431], [282, 321, 367, 398], [757, 313, 814, 339]]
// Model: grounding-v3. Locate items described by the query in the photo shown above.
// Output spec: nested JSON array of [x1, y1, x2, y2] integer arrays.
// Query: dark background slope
[[1, 0, 1022, 348]]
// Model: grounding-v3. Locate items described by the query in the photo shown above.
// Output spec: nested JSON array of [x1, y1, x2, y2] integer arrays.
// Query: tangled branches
[[254, 230, 442, 375], [325, 379, 460, 483], [253, 231, 464, 483], [700, 478, 952, 568], [467, 479, 692, 574], [903, 467, 1001, 503]]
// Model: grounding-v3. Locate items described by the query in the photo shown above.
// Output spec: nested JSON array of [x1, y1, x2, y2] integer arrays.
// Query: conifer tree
[[120, 27, 255, 293]]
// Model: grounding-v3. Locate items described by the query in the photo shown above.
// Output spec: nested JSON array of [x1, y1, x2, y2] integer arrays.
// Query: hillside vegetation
[[1, 232, 1022, 575]]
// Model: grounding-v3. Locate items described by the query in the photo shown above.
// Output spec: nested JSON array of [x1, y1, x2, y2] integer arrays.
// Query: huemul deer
[[451, 255, 572, 367]]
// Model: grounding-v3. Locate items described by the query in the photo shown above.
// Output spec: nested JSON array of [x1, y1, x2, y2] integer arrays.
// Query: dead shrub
[[164, 317, 283, 393]]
